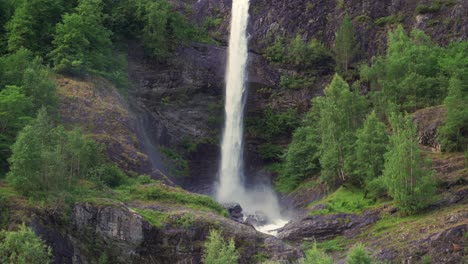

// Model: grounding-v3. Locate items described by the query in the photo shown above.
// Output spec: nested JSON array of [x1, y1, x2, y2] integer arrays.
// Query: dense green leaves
[[346, 111, 388, 187], [382, 113, 436, 214], [50, 0, 113, 73], [0, 224, 52, 264], [438, 78, 468, 152], [360, 26, 465, 112], [0, 86, 33, 173], [203, 230, 239, 264], [314, 74, 367, 186], [7, 109, 102, 197], [5, 0, 66, 55], [346, 243, 374, 264]]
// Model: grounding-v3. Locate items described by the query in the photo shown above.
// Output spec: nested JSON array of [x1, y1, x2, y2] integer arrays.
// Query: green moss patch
[[308, 187, 380, 215]]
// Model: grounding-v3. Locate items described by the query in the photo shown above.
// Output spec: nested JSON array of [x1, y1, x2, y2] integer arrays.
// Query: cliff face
[[30, 200, 301, 264], [130, 0, 467, 190], [189, 0, 467, 55]]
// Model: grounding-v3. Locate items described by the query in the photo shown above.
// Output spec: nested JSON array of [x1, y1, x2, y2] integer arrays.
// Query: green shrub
[[89, 164, 128, 188], [265, 36, 285, 63], [301, 243, 333, 264], [203, 230, 239, 264], [416, 3, 441, 14], [0, 224, 52, 264], [346, 243, 374, 264], [160, 146, 190, 177], [374, 15, 403, 26], [309, 187, 375, 215], [280, 73, 315, 89], [134, 209, 168, 228]]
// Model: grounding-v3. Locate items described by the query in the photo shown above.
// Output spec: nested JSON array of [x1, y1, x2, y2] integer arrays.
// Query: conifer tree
[[383, 113, 436, 214], [346, 111, 388, 187], [335, 14, 359, 75]]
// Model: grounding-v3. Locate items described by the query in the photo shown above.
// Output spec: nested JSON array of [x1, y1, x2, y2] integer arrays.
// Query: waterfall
[[217, 0, 289, 235], [217, 0, 250, 202]]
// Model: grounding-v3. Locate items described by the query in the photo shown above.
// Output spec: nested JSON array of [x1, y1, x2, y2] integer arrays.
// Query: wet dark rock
[[244, 211, 269, 226], [277, 209, 381, 241], [222, 202, 244, 221]]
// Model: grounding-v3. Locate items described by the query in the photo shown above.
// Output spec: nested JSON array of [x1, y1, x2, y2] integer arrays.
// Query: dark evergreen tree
[[335, 14, 359, 75]]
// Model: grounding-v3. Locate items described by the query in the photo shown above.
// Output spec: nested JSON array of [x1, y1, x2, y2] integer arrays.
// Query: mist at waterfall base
[[216, 0, 289, 235]]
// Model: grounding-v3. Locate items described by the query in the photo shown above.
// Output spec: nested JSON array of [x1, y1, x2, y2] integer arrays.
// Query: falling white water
[[217, 0, 288, 235]]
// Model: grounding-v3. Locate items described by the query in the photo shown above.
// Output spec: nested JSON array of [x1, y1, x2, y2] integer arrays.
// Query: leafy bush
[[89, 164, 128, 188], [203, 230, 239, 264], [346, 243, 374, 264], [134, 209, 168, 228], [309, 187, 375, 215], [265, 36, 285, 63], [280, 73, 315, 89], [0, 224, 52, 264], [416, 3, 441, 14], [360, 26, 460, 112], [301, 243, 333, 264]]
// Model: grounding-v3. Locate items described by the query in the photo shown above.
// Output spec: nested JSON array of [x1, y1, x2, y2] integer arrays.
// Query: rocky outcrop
[[277, 209, 381, 241], [412, 106, 446, 152], [32, 201, 302, 264], [57, 76, 171, 183], [185, 0, 467, 57]]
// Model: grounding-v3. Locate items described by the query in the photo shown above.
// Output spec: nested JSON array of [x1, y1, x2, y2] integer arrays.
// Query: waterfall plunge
[[217, 0, 288, 235]]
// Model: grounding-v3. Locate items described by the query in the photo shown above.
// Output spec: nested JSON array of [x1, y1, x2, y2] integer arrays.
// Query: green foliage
[[346, 111, 388, 187], [160, 146, 190, 177], [438, 77, 468, 151], [280, 73, 315, 89], [134, 209, 168, 228], [314, 75, 367, 186], [361, 26, 460, 112], [416, 2, 442, 14], [382, 113, 436, 214], [335, 14, 359, 75], [247, 107, 300, 140], [203, 229, 239, 264], [5, 0, 66, 55], [0, 224, 52, 264], [421, 255, 432, 264], [276, 111, 321, 193], [309, 187, 375, 215], [50, 0, 113, 73], [301, 243, 333, 264], [7, 109, 103, 197], [173, 213, 194, 228], [374, 15, 404, 27], [266, 35, 333, 73], [0, 85, 33, 172], [0, 48, 34, 88], [116, 184, 228, 216], [265, 36, 285, 63], [22, 58, 58, 111], [135, 0, 206, 59], [315, 236, 346, 252], [89, 163, 128, 188], [346, 243, 374, 264]]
